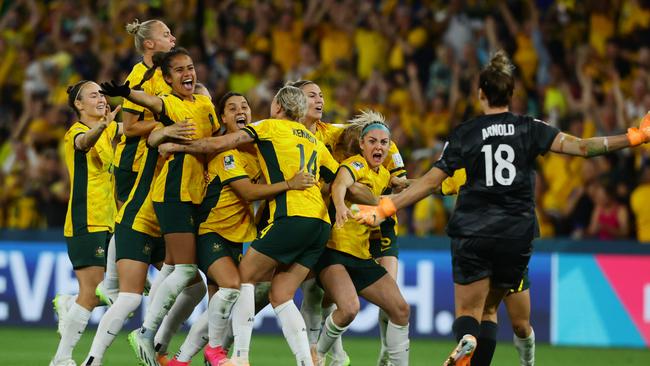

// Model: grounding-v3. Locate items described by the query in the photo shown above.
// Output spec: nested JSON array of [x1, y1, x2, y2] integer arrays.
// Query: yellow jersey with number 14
[[328, 154, 390, 259], [242, 119, 339, 223]]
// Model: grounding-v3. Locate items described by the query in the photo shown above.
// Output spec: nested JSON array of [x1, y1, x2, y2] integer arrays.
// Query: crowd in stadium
[[1, 0, 650, 242]]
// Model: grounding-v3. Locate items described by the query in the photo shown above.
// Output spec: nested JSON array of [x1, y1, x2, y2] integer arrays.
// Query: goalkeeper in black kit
[[352, 50, 650, 366]]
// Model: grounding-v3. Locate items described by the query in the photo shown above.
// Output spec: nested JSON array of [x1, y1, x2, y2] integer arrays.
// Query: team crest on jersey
[[224, 155, 235, 170], [143, 243, 152, 256], [95, 246, 105, 258], [351, 161, 365, 170], [212, 243, 222, 252]]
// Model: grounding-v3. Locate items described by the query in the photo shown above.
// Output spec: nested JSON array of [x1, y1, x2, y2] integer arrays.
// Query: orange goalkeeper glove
[[627, 112, 650, 146], [351, 197, 397, 227]]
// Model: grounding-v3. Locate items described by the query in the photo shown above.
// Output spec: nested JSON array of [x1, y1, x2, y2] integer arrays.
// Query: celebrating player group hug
[[48, 18, 650, 366]]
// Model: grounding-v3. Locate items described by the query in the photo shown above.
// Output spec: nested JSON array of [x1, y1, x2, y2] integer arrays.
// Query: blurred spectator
[[587, 178, 631, 240], [1, 0, 649, 241]]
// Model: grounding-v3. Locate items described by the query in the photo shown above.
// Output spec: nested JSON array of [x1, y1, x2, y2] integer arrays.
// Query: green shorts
[[114, 166, 137, 203], [251, 216, 330, 270], [114, 223, 165, 264], [65, 231, 111, 269], [153, 201, 198, 234], [316, 248, 388, 292], [508, 267, 531, 294], [197, 232, 243, 274], [369, 218, 398, 258]]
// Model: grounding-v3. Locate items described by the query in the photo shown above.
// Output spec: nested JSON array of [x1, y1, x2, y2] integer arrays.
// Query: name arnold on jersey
[[292, 128, 316, 144], [482, 124, 515, 140]]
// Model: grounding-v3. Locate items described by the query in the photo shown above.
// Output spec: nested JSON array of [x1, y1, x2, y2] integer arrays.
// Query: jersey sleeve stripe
[[122, 107, 144, 116], [242, 126, 258, 141], [222, 175, 248, 185], [320, 166, 336, 183], [339, 165, 356, 182]]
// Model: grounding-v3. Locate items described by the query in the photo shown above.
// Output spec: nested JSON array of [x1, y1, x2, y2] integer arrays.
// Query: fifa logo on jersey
[[224, 155, 235, 171], [212, 243, 222, 252], [351, 161, 364, 170], [94, 246, 105, 258]]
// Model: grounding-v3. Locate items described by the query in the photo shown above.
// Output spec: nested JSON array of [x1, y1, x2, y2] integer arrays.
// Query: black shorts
[[115, 223, 165, 264], [251, 216, 330, 270], [450, 236, 532, 289], [315, 248, 387, 292], [197, 232, 242, 274], [369, 218, 398, 258], [153, 201, 198, 234], [508, 266, 530, 294], [65, 231, 111, 269]]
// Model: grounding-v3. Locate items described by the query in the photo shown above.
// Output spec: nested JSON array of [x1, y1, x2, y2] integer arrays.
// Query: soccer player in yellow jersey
[[159, 86, 339, 366], [81, 96, 198, 366], [291, 80, 409, 366], [168, 92, 316, 366], [100, 47, 218, 366], [97, 18, 176, 310], [115, 19, 175, 205], [50, 81, 121, 366], [314, 115, 410, 366]]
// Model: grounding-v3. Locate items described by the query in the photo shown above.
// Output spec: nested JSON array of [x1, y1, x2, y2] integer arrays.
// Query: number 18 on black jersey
[[433, 112, 560, 241]]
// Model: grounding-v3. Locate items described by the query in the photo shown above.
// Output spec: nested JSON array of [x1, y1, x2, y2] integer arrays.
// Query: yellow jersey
[[314, 121, 345, 153], [242, 119, 339, 223], [328, 155, 391, 259], [115, 145, 164, 237], [114, 62, 171, 172], [198, 147, 261, 242], [385, 141, 406, 178], [63, 121, 119, 237], [441, 168, 467, 195], [630, 184, 650, 243], [151, 94, 219, 204]]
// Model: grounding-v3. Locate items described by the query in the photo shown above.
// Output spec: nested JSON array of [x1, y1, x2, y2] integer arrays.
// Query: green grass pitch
[[3, 326, 649, 365]]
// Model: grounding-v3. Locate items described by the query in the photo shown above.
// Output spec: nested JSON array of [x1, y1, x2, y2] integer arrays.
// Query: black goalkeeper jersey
[[434, 112, 560, 241]]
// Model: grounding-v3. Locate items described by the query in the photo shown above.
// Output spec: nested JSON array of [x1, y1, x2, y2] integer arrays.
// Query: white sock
[[316, 313, 348, 356], [231, 283, 255, 362], [155, 279, 206, 353], [104, 235, 119, 291], [300, 278, 324, 345], [377, 309, 389, 362], [514, 327, 535, 366], [208, 287, 240, 347], [84, 292, 142, 364], [222, 317, 234, 351], [141, 264, 197, 340], [323, 304, 346, 360], [176, 310, 209, 362], [148, 263, 174, 301], [275, 300, 313, 366], [386, 321, 409, 366], [53, 302, 91, 362]]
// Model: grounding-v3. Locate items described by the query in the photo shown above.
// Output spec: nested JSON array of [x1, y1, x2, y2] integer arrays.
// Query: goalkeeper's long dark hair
[[133, 47, 191, 90]]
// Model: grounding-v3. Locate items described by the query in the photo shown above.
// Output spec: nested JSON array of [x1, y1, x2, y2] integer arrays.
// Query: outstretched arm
[[75, 106, 122, 151], [551, 113, 650, 157], [158, 130, 253, 155], [390, 167, 448, 210], [100, 81, 164, 115]]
